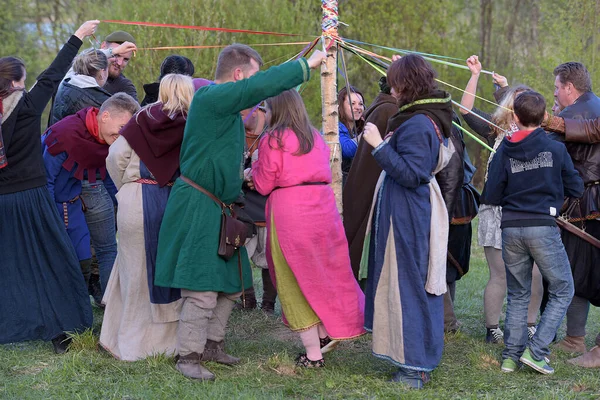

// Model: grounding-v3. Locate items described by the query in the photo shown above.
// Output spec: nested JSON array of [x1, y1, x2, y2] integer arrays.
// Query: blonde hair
[[73, 49, 108, 77], [491, 84, 531, 136], [139, 74, 195, 121]]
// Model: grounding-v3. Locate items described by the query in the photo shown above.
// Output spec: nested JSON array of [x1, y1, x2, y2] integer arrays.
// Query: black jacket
[[141, 82, 160, 107], [0, 35, 83, 195], [50, 78, 111, 125], [104, 73, 138, 102], [482, 128, 584, 227]]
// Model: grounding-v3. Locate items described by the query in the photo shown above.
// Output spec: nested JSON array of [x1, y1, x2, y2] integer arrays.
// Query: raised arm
[[207, 59, 309, 116], [460, 55, 482, 115], [544, 114, 600, 144], [461, 108, 496, 144], [29, 20, 99, 113], [206, 51, 326, 116]]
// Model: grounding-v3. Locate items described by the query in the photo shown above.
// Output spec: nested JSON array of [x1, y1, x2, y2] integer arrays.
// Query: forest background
[[2, 0, 599, 189]]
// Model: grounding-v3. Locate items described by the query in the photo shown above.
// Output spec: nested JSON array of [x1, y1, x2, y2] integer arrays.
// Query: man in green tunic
[[155, 44, 326, 381]]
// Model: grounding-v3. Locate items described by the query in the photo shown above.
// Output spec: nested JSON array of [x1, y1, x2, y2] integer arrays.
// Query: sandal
[[319, 336, 339, 354], [295, 353, 324, 368]]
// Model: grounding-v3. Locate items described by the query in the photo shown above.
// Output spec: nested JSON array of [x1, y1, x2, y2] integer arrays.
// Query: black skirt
[[0, 186, 93, 343], [446, 223, 473, 284], [562, 219, 600, 306]]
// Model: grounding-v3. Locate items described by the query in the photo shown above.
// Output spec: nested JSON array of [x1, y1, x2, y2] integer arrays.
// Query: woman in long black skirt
[[0, 20, 99, 353]]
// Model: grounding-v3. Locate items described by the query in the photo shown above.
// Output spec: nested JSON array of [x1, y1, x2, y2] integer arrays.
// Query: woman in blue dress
[[362, 54, 454, 389], [0, 21, 99, 353]]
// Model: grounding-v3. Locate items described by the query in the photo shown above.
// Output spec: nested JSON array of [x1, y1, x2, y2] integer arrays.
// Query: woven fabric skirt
[[0, 186, 93, 344], [269, 215, 320, 331]]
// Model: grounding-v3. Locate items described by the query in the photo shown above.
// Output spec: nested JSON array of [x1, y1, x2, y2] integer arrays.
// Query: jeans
[[501, 226, 574, 362], [81, 181, 117, 295]]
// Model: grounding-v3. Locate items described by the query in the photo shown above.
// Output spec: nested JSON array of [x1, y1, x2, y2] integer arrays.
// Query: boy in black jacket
[[482, 90, 583, 374]]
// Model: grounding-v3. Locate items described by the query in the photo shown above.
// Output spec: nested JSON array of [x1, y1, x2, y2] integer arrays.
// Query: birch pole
[[321, 0, 342, 213]]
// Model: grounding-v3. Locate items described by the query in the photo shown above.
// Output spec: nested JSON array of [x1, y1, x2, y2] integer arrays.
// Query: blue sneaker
[[520, 348, 554, 374]]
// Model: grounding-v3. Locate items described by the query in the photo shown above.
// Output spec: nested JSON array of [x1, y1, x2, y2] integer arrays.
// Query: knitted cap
[[104, 31, 136, 45]]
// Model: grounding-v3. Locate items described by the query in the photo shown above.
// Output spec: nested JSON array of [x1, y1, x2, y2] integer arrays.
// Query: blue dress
[[364, 114, 444, 372]]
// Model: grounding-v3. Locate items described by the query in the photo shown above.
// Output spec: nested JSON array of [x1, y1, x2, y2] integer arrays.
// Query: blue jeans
[[81, 181, 117, 295], [501, 226, 574, 362]]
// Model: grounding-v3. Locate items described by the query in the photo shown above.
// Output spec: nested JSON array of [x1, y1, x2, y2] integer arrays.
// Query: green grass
[[2, 233, 599, 399]]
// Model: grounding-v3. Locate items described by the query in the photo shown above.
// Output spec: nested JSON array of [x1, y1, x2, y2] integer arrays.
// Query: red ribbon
[[138, 42, 312, 51], [102, 19, 303, 37]]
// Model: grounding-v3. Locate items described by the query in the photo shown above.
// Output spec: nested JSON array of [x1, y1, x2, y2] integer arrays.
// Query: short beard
[[108, 67, 121, 79]]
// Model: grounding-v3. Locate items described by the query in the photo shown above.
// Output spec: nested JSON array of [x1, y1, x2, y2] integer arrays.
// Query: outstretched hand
[[112, 41, 137, 57], [307, 50, 327, 69], [74, 20, 100, 41], [492, 72, 508, 88], [466, 55, 482, 76], [363, 122, 383, 148]]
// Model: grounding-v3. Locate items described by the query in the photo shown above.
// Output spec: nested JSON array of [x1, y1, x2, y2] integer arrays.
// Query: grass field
[[1, 232, 599, 399]]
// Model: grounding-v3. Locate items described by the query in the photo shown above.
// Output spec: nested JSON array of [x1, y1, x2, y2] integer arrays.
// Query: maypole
[[321, 0, 342, 213]]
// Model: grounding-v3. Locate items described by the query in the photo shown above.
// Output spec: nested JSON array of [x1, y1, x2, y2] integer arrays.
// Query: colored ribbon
[[102, 19, 305, 37], [321, 0, 339, 35], [340, 37, 494, 75], [139, 42, 313, 51], [452, 121, 495, 153], [344, 44, 502, 152], [336, 39, 509, 111], [341, 38, 467, 62]]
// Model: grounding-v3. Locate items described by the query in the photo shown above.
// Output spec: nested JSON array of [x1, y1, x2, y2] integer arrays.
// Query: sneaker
[[486, 327, 504, 344], [528, 325, 537, 340], [520, 348, 554, 374], [501, 358, 517, 373]]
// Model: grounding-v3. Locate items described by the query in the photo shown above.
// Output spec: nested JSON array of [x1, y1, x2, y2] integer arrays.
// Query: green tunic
[[155, 58, 310, 293]]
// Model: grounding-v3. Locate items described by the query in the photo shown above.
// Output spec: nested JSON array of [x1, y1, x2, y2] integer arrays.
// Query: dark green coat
[[155, 58, 310, 293]]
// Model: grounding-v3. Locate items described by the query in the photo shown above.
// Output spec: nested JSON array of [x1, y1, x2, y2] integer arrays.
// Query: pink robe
[[252, 128, 365, 340]]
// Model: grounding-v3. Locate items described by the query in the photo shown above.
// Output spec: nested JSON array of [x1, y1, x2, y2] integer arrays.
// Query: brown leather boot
[[567, 346, 600, 368], [199, 340, 241, 366], [555, 335, 586, 353], [176, 353, 215, 381]]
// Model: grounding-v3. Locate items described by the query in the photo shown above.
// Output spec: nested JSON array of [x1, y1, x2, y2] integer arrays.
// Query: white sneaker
[[528, 325, 537, 340], [486, 327, 504, 344]]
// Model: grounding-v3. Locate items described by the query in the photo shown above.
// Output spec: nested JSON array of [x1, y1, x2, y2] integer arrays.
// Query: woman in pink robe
[[250, 90, 365, 368]]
